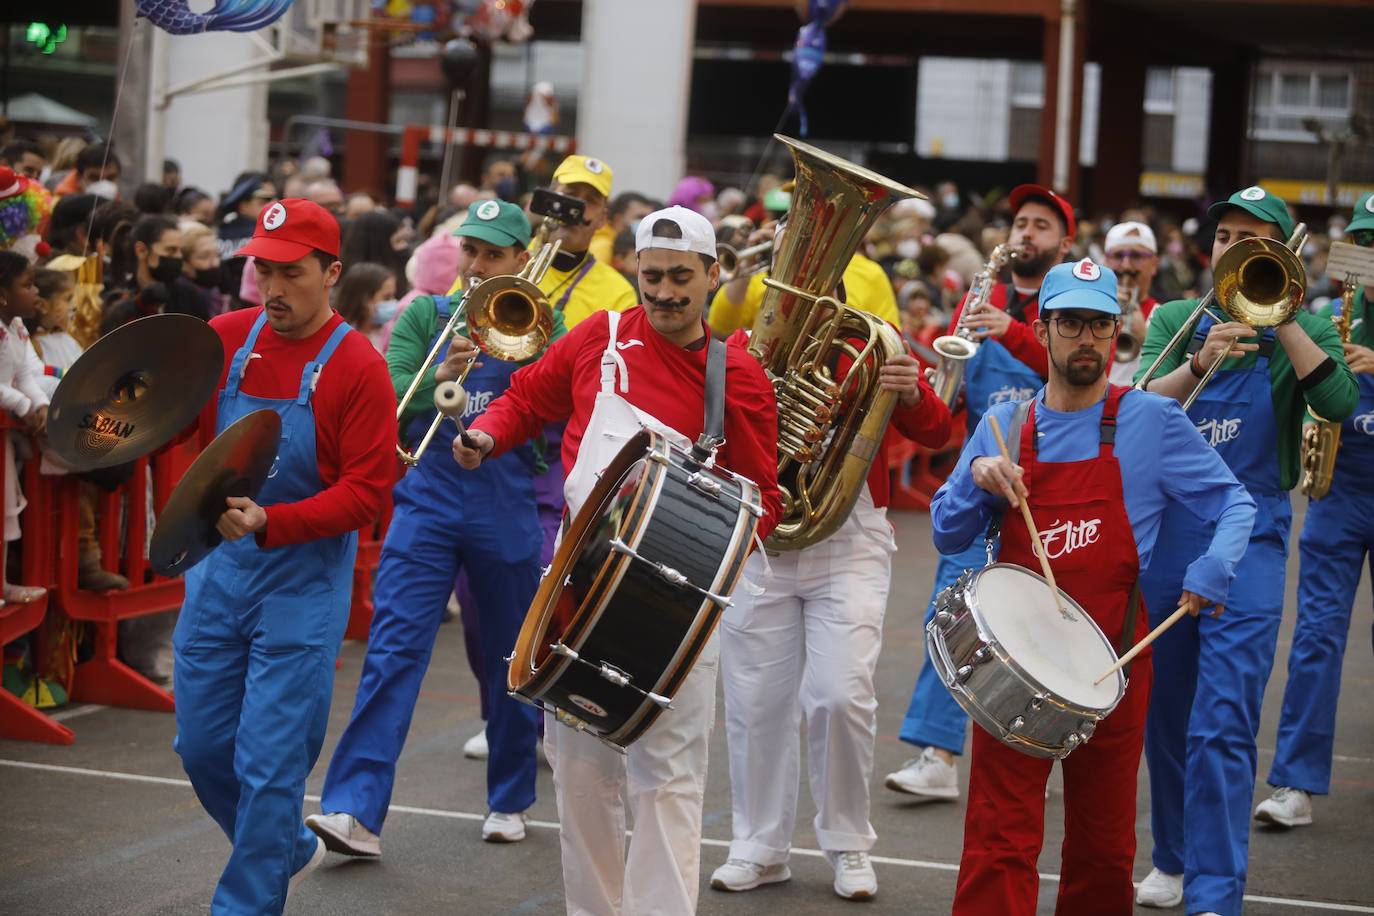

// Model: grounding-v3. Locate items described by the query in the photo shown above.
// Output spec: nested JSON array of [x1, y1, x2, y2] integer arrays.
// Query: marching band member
[[308, 201, 563, 854], [886, 184, 1073, 799], [1255, 192, 1374, 830], [453, 205, 781, 916], [934, 259, 1254, 916], [172, 199, 396, 915], [1103, 220, 1161, 386], [711, 240, 952, 900], [1134, 187, 1358, 915]]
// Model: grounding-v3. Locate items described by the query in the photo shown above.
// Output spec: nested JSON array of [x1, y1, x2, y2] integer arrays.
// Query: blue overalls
[[898, 331, 1042, 753], [1142, 317, 1291, 916], [1269, 294, 1374, 796], [173, 313, 357, 916], [320, 295, 542, 830]]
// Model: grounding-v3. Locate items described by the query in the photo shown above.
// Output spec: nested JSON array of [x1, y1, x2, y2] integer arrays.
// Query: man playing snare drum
[[927, 259, 1254, 916]]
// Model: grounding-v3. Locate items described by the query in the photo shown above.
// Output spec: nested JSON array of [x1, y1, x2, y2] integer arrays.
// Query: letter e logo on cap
[[1073, 258, 1101, 281], [263, 202, 287, 231], [1366, 196, 1374, 214], [475, 200, 501, 221], [1239, 186, 1266, 202]]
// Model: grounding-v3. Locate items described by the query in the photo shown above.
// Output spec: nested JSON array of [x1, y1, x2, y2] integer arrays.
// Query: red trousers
[[952, 658, 1152, 916]]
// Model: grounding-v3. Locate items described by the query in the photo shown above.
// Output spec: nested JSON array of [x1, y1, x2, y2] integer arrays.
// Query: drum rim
[[507, 429, 663, 698], [965, 562, 1126, 711]]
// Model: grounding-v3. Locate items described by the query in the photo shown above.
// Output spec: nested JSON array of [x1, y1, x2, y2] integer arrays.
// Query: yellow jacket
[[707, 252, 898, 335]]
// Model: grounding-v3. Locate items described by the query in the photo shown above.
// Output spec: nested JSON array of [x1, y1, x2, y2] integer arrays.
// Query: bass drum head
[[972, 564, 1123, 711], [508, 430, 655, 694]]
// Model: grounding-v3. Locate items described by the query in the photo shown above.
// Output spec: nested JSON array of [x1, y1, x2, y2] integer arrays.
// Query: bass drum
[[927, 563, 1126, 759], [508, 429, 761, 748]]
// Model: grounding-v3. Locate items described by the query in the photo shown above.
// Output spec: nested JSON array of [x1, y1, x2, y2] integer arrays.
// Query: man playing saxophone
[[1255, 191, 1374, 833], [886, 184, 1075, 800], [308, 201, 566, 855]]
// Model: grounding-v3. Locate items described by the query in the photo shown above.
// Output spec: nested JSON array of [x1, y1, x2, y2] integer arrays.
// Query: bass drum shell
[[926, 563, 1125, 759], [508, 429, 759, 747]]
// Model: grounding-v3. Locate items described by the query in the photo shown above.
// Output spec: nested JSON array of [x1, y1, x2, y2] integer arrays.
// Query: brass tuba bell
[[749, 135, 924, 549]]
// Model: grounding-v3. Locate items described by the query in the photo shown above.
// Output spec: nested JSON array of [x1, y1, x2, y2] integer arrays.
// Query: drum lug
[[646, 692, 673, 710], [1008, 716, 1025, 733], [608, 536, 734, 608], [955, 665, 974, 684], [549, 642, 580, 662], [1064, 732, 1082, 749], [1029, 693, 1046, 711], [686, 471, 723, 497], [934, 610, 954, 628], [972, 646, 992, 664], [597, 662, 631, 688], [1079, 720, 1097, 739]]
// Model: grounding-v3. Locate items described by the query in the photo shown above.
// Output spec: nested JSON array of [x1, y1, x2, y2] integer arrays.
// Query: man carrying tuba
[[1133, 187, 1357, 916], [308, 201, 566, 856]]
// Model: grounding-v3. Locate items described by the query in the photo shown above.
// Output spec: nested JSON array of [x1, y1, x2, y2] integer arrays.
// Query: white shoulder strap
[[599, 310, 629, 394]]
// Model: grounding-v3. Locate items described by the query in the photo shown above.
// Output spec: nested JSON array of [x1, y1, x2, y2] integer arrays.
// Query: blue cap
[[1040, 258, 1120, 315]]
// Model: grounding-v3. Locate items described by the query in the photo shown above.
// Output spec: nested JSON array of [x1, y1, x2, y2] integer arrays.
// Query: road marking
[[49, 704, 105, 722], [3, 758, 1373, 913]]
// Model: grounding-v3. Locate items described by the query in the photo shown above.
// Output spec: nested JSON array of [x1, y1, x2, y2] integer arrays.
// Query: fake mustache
[[645, 294, 691, 310]]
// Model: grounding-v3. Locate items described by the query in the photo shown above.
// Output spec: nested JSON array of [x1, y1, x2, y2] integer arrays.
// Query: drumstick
[[1093, 602, 1189, 686], [986, 415, 1072, 622]]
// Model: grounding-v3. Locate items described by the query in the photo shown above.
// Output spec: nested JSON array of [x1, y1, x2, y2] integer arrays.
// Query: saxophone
[[930, 244, 1016, 405], [749, 135, 922, 550], [1299, 275, 1357, 499]]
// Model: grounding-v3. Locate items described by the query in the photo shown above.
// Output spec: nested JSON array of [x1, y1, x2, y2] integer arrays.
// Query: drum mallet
[[986, 416, 1073, 622], [1093, 603, 1189, 686], [436, 381, 478, 449]]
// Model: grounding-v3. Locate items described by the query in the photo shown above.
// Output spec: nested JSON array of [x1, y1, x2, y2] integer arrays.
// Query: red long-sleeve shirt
[[947, 282, 1047, 379], [204, 307, 396, 549], [472, 306, 783, 540]]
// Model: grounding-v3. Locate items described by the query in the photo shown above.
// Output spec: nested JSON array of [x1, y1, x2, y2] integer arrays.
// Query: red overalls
[[953, 385, 1154, 916]]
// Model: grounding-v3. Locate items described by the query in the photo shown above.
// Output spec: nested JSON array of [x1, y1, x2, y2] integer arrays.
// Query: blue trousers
[[320, 502, 541, 831], [1268, 484, 1374, 795], [173, 570, 350, 915], [1142, 493, 1290, 916], [898, 541, 984, 754]]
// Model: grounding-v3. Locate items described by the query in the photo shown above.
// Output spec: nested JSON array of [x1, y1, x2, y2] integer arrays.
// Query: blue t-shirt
[[931, 388, 1257, 604]]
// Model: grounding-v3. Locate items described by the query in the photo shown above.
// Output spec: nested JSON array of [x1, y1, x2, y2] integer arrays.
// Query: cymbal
[[47, 314, 223, 471], [149, 409, 281, 578]]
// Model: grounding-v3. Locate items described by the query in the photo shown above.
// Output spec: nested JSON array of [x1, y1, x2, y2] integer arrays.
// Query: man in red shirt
[[171, 199, 395, 916], [455, 205, 780, 916]]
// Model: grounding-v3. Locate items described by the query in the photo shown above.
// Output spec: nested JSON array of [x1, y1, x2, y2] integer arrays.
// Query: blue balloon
[[136, 0, 295, 35], [785, 0, 848, 136]]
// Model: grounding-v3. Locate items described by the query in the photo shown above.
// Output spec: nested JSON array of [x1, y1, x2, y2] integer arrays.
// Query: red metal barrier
[[345, 491, 392, 642], [887, 421, 967, 512]]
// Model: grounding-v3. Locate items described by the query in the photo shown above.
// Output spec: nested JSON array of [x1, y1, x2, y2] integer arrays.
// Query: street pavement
[[3, 503, 1373, 914]]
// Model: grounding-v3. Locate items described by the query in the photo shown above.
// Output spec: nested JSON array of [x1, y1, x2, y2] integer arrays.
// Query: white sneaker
[[482, 810, 528, 843], [286, 835, 326, 900], [884, 747, 960, 799], [1254, 786, 1313, 828], [1135, 867, 1183, 908], [463, 728, 489, 760], [709, 858, 791, 891], [829, 850, 877, 900], [305, 812, 381, 857]]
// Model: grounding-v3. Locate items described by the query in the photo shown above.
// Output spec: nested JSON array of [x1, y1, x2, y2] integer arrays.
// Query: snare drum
[[926, 563, 1126, 759], [507, 429, 762, 748]]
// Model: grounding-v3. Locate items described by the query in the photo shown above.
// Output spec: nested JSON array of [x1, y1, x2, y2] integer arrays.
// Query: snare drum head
[[972, 565, 1123, 710]]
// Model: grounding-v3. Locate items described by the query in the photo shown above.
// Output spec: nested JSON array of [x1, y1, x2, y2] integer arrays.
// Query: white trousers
[[544, 631, 719, 916], [720, 489, 895, 865]]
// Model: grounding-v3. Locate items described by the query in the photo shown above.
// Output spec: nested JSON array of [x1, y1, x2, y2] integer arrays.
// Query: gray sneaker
[[709, 858, 791, 891], [829, 850, 877, 900], [1135, 867, 1182, 908], [1254, 786, 1313, 828], [884, 747, 960, 799], [305, 812, 381, 857]]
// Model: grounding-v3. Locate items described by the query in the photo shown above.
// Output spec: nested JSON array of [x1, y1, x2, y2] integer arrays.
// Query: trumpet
[[1136, 224, 1307, 409], [395, 222, 560, 466], [1115, 286, 1142, 363], [717, 240, 772, 283]]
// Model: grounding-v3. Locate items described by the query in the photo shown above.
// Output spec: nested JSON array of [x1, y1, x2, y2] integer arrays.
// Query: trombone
[[1135, 224, 1307, 409], [395, 220, 561, 465], [717, 240, 772, 283]]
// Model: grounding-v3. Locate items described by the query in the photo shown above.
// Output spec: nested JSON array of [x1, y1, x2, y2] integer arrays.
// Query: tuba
[[1300, 275, 1357, 499], [749, 134, 923, 549], [930, 243, 1016, 405]]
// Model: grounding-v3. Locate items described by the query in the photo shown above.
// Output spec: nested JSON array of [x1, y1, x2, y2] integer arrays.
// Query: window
[[1010, 61, 1044, 107], [1144, 67, 1175, 115], [1251, 65, 1353, 141]]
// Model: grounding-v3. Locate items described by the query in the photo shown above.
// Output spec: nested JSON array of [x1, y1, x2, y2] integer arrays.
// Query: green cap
[[455, 199, 532, 249], [1348, 191, 1374, 233], [763, 187, 791, 214], [1206, 185, 1294, 240]]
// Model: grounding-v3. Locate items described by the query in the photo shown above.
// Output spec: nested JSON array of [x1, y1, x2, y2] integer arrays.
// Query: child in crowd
[[0, 251, 50, 603], [28, 267, 127, 592]]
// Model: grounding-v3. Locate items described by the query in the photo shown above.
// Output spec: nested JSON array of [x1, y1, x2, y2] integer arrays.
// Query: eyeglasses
[[1352, 229, 1374, 248], [1051, 316, 1118, 339]]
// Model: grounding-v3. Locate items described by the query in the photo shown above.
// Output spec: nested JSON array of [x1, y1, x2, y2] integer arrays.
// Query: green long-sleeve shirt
[[1134, 298, 1359, 491], [388, 291, 568, 432]]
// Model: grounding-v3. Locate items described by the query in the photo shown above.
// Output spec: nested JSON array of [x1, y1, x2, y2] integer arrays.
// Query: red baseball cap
[[238, 198, 341, 262], [1008, 184, 1076, 238]]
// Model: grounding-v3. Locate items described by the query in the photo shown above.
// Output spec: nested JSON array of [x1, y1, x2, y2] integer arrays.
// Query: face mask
[[1302, 241, 1318, 259], [373, 299, 401, 325], [942, 193, 959, 209], [87, 180, 119, 200], [896, 238, 921, 260], [628, 218, 643, 236], [150, 255, 183, 284], [1166, 241, 1184, 258], [700, 201, 721, 222], [193, 266, 223, 290], [493, 177, 518, 201]]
